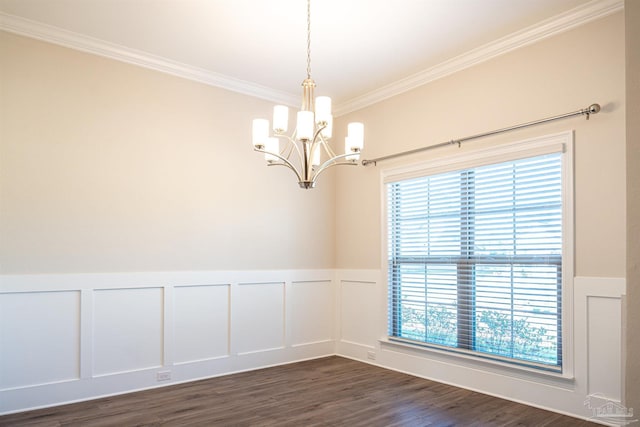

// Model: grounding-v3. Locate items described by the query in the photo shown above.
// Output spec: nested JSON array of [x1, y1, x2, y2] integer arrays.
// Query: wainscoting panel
[[92, 287, 164, 376], [578, 277, 626, 401], [173, 284, 230, 364], [339, 279, 379, 349], [0, 290, 81, 390], [290, 280, 333, 347], [234, 282, 285, 355], [587, 296, 622, 399], [0, 270, 334, 414]]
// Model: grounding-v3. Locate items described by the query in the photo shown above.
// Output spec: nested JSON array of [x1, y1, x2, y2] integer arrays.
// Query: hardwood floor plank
[[0, 357, 598, 427]]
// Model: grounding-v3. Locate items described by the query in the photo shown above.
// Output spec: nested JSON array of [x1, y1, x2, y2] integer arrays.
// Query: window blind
[[387, 153, 563, 370]]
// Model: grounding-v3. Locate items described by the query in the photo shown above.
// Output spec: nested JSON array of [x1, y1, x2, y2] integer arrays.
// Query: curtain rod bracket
[[584, 103, 601, 120]]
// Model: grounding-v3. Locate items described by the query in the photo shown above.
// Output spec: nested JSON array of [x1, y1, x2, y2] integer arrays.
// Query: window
[[385, 137, 571, 372]]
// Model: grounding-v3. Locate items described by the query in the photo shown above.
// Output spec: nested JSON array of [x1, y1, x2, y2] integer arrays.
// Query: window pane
[[390, 263, 457, 346], [388, 172, 461, 258], [387, 152, 563, 370], [474, 264, 559, 365]]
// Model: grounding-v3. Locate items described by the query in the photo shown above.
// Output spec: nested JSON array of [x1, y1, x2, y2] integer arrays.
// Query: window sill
[[379, 337, 575, 388]]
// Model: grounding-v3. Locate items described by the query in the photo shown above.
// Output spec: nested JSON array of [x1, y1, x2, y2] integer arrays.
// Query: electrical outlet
[[156, 371, 171, 381], [367, 351, 376, 360]]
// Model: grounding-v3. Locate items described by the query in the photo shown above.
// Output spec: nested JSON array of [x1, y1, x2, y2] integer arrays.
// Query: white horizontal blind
[[387, 153, 563, 370]]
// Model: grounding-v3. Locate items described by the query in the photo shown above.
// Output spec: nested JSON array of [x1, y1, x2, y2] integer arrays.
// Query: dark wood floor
[[0, 356, 598, 427]]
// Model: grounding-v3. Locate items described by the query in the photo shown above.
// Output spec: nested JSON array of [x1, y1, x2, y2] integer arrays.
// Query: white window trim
[[379, 130, 575, 380]]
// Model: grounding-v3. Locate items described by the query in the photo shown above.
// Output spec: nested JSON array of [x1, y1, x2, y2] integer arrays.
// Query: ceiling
[[0, 0, 621, 114]]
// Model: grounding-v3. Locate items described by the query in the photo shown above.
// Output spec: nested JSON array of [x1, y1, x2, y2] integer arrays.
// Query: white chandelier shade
[[251, 0, 363, 189]]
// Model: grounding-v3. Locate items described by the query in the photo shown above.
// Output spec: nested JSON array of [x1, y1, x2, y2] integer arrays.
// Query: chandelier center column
[[301, 78, 316, 112]]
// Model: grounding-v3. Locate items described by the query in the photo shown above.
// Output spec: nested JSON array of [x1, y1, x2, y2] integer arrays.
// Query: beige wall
[[0, 5, 633, 419], [625, 0, 640, 415], [0, 32, 335, 273], [335, 12, 626, 279]]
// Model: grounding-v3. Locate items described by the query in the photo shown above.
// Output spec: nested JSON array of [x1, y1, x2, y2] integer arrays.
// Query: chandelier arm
[[278, 132, 304, 162], [283, 138, 300, 162], [282, 143, 295, 161], [322, 138, 338, 158], [268, 161, 307, 182], [308, 123, 337, 160], [273, 133, 306, 168], [314, 127, 339, 158], [254, 148, 304, 183], [311, 123, 326, 142], [313, 152, 359, 178], [310, 158, 358, 185]]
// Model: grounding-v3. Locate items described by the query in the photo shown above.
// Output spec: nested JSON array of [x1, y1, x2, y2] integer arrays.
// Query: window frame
[[380, 131, 575, 378]]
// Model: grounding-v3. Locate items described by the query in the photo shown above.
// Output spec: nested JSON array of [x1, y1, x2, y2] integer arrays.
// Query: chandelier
[[251, 0, 364, 189]]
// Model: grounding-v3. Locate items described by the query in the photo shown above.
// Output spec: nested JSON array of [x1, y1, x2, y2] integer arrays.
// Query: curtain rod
[[361, 103, 601, 166]]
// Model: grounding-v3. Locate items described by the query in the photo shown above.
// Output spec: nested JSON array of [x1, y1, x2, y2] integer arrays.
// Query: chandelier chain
[[306, 0, 311, 79]]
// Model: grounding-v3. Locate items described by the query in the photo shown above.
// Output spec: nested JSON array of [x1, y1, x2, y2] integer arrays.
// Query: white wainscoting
[[335, 270, 625, 424], [575, 277, 625, 401], [93, 287, 164, 376], [0, 290, 81, 390], [173, 284, 230, 364], [290, 280, 334, 347], [0, 270, 335, 414], [337, 270, 382, 355], [0, 270, 626, 422]]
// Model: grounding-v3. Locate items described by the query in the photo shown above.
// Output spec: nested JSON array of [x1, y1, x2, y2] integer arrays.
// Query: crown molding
[[1, 0, 623, 116], [335, 0, 623, 116], [0, 12, 300, 107]]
